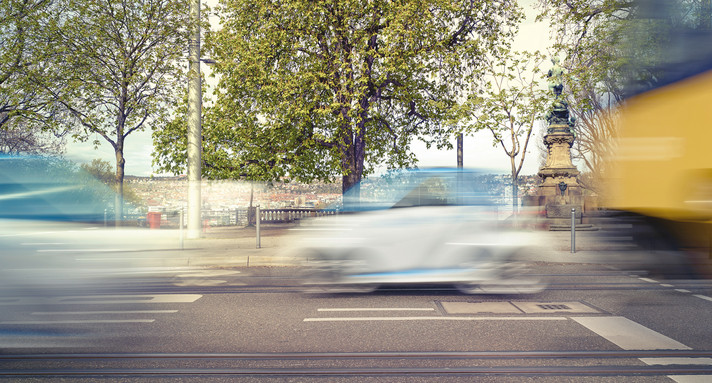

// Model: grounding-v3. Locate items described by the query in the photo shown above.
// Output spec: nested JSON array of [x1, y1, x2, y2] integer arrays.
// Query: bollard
[[571, 208, 576, 253], [179, 208, 184, 250], [256, 205, 261, 249]]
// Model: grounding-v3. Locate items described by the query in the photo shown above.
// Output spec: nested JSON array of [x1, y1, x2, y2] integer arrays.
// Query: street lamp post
[[187, 0, 202, 239]]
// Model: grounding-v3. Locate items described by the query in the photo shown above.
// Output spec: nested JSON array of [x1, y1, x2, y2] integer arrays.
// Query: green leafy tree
[[536, 0, 631, 192], [1, 0, 69, 151], [37, 0, 190, 222], [459, 49, 547, 212], [0, 120, 66, 154], [154, 0, 523, 199], [80, 158, 142, 209]]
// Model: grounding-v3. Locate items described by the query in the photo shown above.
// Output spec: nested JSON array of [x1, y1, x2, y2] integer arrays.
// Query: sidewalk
[[165, 224, 636, 268]]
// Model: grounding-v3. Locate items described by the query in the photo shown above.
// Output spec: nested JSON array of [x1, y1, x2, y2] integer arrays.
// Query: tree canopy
[[0, 0, 69, 152], [458, 48, 548, 211], [34, 0, 190, 219], [153, 0, 523, 196]]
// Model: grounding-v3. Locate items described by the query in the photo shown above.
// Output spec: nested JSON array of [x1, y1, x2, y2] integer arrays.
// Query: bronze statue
[[547, 56, 564, 98]]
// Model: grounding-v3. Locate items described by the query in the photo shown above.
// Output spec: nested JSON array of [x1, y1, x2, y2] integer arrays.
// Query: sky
[[63, 0, 553, 178]]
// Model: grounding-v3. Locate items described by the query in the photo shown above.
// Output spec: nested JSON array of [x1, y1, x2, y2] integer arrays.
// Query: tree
[[154, 0, 523, 200], [38, 0, 190, 222], [535, 0, 631, 192], [80, 158, 115, 185], [1, 0, 69, 148], [0, 120, 66, 154], [459, 49, 547, 212], [535, 0, 712, 192]]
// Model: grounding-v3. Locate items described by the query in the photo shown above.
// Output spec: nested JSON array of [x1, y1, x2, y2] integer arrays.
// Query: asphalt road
[[1, 261, 712, 382]]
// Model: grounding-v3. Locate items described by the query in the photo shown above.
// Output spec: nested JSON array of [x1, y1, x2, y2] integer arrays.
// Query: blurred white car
[[292, 169, 546, 294]]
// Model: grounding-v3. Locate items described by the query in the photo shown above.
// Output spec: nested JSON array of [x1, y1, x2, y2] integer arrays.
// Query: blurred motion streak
[[289, 169, 547, 294], [0, 155, 191, 296], [597, 1, 712, 278]]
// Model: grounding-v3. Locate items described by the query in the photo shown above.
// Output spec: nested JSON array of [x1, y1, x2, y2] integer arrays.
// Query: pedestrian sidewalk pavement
[[157, 223, 661, 269]]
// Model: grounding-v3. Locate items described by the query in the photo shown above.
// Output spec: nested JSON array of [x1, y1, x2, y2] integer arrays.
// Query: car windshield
[[341, 169, 498, 211]]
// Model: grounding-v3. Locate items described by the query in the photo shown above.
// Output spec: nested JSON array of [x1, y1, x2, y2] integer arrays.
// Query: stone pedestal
[[535, 124, 584, 225]]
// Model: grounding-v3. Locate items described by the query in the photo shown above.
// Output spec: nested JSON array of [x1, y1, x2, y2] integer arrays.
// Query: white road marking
[[676, 289, 692, 293], [661, 284, 674, 287], [76, 257, 164, 261], [172, 280, 228, 286], [667, 376, 712, 383], [57, 294, 203, 304], [0, 294, 202, 305], [640, 358, 712, 365], [0, 319, 155, 324], [641, 358, 712, 383], [304, 316, 568, 322], [32, 310, 178, 315], [176, 270, 241, 277], [693, 294, 712, 302], [37, 249, 124, 253], [638, 277, 659, 283], [571, 317, 690, 350], [317, 308, 435, 312]]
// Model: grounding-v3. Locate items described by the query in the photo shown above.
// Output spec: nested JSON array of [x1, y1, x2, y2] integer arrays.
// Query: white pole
[[571, 208, 576, 253], [256, 205, 261, 249], [187, 0, 202, 239], [179, 208, 184, 250]]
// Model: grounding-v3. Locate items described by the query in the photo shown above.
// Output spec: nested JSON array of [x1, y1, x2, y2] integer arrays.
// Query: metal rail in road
[[2, 351, 712, 377]]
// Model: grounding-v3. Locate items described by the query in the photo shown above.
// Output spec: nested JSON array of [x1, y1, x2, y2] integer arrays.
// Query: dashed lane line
[[304, 316, 568, 322], [31, 310, 178, 315], [636, 277, 712, 304], [693, 294, 712, 303], [0, 319, 155, 324], [0, 294, 202, 305], [639, 277, 659, 283], [317, 308, 435, 312]]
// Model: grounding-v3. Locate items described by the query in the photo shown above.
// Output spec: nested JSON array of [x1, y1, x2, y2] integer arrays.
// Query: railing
[[258, 208, 338, 224], [132, 208, 338, 228]]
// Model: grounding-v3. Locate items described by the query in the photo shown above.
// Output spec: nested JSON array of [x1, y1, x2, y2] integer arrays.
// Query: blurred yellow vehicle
[[601, 2, 712, 278]]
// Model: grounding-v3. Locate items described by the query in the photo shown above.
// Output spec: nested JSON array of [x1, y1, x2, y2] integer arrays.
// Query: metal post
[[104, 209, 107, 227], [187, 0, 202, 239], [571, 208, 576, 253], [256, 205, 261, 249], [179, 208, 184, 250], [456, 133, 463, 168]]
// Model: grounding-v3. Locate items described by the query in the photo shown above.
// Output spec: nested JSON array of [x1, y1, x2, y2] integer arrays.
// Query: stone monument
[[536, 57, 583, 222]]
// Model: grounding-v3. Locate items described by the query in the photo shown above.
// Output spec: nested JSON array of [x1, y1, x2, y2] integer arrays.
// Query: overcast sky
[[63, 0, 553, 177]]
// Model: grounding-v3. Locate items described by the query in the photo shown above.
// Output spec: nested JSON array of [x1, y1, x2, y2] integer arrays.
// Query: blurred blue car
[[0, 155, 116, 222]]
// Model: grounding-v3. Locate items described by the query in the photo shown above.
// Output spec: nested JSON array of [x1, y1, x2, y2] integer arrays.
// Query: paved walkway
[[159, 223, 657, 268]]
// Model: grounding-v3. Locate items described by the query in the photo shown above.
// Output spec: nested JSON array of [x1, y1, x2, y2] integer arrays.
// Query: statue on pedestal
[[545, 57, 576, 132], [534, 56, 583, 222]]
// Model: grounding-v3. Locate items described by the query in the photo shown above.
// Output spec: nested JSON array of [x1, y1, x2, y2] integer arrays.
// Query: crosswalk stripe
[[571, 316, 690, 350]]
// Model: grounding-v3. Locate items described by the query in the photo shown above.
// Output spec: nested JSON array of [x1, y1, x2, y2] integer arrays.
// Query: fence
[[258, 208, 337, 224], [130, 208, 337, 228]]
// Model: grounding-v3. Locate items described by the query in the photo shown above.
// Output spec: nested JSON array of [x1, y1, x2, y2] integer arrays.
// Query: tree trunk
[[457, 133, 463, 168], [511, 179, 518, 214], [340, 125, 365, 210], [247, 181, 255, 226]]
